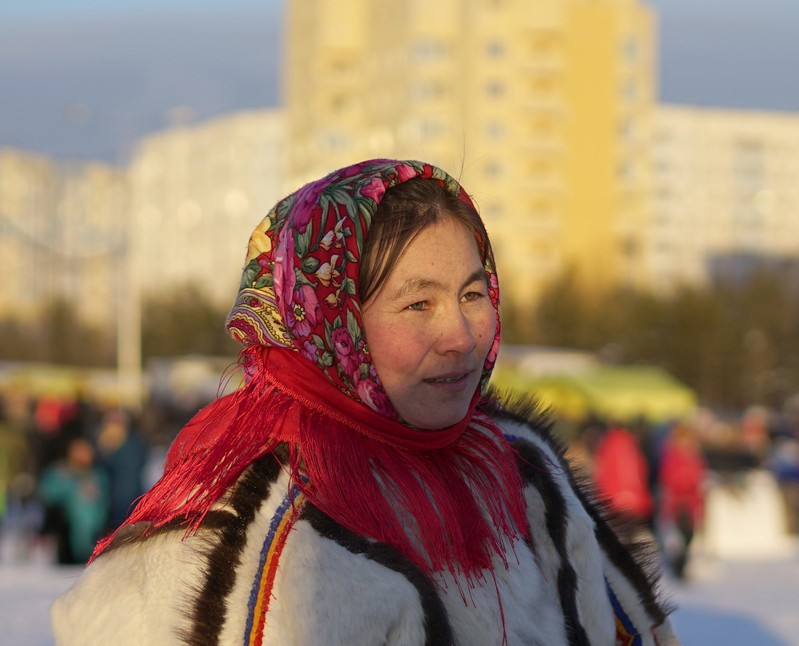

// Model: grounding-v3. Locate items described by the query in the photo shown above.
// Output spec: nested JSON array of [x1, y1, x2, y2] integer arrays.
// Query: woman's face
[[362, 217, 496, 429]]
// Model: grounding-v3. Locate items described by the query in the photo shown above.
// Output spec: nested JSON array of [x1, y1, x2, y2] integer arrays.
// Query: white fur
[[217, 468, 297, 645], [498, 417, 623, 645], [435, 536, 567, 645], [52, 528, 209, 645], [220, 469, 427, 645], [265, 521, 426, 645]]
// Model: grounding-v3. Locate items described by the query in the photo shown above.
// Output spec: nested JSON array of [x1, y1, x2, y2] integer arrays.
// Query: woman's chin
[[400, 405, 470, 431]]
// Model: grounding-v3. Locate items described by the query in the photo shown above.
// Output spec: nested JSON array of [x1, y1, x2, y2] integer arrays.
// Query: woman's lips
[[423, 371, 472, 386]]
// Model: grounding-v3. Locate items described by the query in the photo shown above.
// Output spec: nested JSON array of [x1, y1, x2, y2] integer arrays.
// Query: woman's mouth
[[423, 372, 471, 385]]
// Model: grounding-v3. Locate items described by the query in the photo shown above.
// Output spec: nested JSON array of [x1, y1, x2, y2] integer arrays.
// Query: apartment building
[[649, 104, 799, 291], [128, 109, 287, 307], [0, 148, 126, 327], [284, 0, 656, 312]]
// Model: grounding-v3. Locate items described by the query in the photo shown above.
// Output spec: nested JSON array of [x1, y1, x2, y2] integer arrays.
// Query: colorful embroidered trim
[[244, 485, 306, 645], [606, 578, 643, 646]]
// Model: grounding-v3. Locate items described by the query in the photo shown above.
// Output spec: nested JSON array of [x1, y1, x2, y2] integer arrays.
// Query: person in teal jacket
[[37, 436, 108, 564]]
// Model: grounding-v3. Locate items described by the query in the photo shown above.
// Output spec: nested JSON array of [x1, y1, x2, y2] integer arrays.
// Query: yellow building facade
[[284, 0, 656, 315]]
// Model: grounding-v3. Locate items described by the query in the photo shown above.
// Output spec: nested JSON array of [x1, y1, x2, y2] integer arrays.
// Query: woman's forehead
[[382, 221, 486, 288]]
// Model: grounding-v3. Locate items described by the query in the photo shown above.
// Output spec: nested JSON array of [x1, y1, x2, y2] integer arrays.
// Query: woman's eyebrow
[[392, 268, 487, 301], [460, 268, 488, 291], [392, 277, 440, 300]]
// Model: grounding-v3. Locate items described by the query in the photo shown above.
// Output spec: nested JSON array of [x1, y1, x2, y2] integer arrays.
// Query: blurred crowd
[[2, 383, 799, 578], [0, 388, 198, 566], [565, 405, 799, 580]]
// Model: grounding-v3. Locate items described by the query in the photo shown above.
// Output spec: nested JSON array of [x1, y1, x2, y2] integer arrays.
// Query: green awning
[[492, 365, 697, 422]]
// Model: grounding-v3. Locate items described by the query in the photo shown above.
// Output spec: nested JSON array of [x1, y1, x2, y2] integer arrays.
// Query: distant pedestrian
[[769, 431, 799, 535], [37, 437, 108, 564], [658, 423, 707, 579], [593, 424, 655, 530], [96, 409, 148, 531]]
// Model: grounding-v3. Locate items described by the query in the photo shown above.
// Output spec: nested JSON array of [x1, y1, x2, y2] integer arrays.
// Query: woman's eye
[[406, 301, 427, 311], [462, 291, 484, 303]]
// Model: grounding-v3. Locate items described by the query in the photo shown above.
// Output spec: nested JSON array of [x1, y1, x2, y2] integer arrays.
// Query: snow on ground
[[2, 543, 798, 646], [664, 547, 799, 646], [1, 562, 82, 646]]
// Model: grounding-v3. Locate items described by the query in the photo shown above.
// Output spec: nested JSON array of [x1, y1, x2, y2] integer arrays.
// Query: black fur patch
[[180, 450, 285, 646], [487, 390, 674, 626], [302, 503, 455, 646], [100, 511, 234, 556], [569, 477, 673, 624], [510, 437, 591, 646]]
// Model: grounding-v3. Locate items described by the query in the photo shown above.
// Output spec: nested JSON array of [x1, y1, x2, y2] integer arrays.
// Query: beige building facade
[[128, 109, 287, 307], [0, 109, 285, 368], [284, 0, 656, 313], [0, 148, 127, 327], [649, 104, 799, 291]]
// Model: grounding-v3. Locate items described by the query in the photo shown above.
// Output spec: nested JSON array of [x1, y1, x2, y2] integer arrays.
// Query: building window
[[409, 80, 447, 101], [328, 93, 351, 113], [618, 118, 635, 141], [484, 202, 504, 219], [617, 159, 635, 181], [619, 79, 637, 101], [319, 131, 351, 152], [485, 161, 505, 177], [529, 32, 556, 54], [485, 121, 505, 139], [486, 80, 505, 97], [531, 116, 554, 136], [530, 74, 554, 94], [412, 39, 448, 62], [419, 119, 445, 138], [486, 40, 505, 58], [734, 138, 766, 191], [621, 36, 637, 63]]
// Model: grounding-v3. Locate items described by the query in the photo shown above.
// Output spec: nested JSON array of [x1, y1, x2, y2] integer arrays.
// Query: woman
[[53, 159, 678, 645]]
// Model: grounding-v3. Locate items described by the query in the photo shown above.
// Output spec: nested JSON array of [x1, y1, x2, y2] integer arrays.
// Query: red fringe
[[92, 346, 529, 580]]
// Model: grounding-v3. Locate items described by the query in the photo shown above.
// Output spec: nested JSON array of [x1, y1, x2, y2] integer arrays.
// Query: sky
[[0, 0, 282, 162], [1, 0, 798, 163]]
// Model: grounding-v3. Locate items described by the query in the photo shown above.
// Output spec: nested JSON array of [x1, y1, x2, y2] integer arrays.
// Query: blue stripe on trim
[[606, 578, 643, 646], [243, 485, 302, 641]]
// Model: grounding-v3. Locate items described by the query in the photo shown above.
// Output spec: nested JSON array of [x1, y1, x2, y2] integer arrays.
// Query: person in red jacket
[[593, 424, 655, 531], [658, 422, 707, 579]]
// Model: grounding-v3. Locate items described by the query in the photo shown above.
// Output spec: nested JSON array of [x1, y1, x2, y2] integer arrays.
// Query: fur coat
[[52, 398, 679, 646]]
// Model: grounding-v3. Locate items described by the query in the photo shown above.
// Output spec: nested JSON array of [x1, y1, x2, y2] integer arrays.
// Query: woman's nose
[[435, 307, 477, 354]]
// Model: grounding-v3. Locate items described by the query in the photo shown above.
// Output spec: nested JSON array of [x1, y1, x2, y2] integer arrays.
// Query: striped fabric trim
[[244, 485, 306, 646], [606, 579, 644, 646]]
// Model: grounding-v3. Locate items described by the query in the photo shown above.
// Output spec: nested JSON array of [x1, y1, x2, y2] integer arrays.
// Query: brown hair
[[359, 178, 489, 303]]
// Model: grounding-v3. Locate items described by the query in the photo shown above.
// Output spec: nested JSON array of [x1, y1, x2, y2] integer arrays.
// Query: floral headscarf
[[225, 158, 501, 420]]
